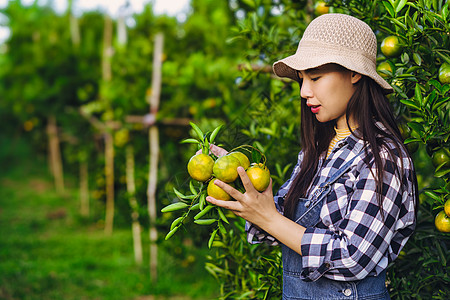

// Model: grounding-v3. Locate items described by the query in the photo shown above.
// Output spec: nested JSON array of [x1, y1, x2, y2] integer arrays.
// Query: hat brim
[[273, 42, 393, 94]]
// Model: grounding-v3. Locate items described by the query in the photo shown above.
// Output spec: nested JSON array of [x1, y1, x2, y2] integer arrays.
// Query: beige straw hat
[[273, 13, 393, 93]]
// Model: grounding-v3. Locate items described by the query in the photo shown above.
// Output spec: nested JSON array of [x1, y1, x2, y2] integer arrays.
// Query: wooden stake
[[79, 161, 89, 216], [148, 33, 164, 283], [126, 145, 143, 265], [102, 15, 115, 235], [148, 126, 159, 281], [102, 15, 113, 82], [104, 131, 115, 235], [47, 115, 65, 193]]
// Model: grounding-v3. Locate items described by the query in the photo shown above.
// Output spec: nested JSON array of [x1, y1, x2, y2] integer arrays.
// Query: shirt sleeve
[[300, 149, 416, 281], [246, 152, 304, 245]]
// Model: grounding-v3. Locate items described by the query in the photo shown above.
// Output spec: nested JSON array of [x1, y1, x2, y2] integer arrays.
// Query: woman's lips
[[310, 105, 321, 114]]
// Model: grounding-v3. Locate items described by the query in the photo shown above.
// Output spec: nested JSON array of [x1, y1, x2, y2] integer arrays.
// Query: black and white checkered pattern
[[246, 127, 417, 281]]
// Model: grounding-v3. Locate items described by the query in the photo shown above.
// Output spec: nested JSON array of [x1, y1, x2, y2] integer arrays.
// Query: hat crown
[[301, 14, 377, 60]]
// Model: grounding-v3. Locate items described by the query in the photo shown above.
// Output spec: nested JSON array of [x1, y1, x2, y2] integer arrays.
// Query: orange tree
[[192, 0, 449, 298]]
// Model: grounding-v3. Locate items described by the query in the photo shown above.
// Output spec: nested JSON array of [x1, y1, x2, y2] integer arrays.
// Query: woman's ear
[[351, 72, 362, 84]]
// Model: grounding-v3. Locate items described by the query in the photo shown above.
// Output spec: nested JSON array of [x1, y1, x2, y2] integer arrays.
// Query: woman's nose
[[300, 80, 312, 99]]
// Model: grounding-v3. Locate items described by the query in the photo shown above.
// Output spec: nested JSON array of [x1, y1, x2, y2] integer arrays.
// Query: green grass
[[0, 137, 219, 300]]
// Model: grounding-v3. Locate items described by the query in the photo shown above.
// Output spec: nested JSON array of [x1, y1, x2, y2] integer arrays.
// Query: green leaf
[[191, 203, 200, 210], [407, 122, 425, 135], [400, 99, 421, 110], [189, 180, 197, 195], [208, 229, 218, 248], [173, 187, 186, 199], [424, 190, 441, 202], [211, 241, 226, 248], [218, 220, 227, 235], [194, 218, 216, 225], [391, 18, 407, 30], [414, 83, 423, 106], [383, 0, 395, 17], [241, 0, 256, 9], [251, 148, 262, 163], [161, 202, 189, 213], [443, 1, 449, 19], [194, 204, 214, 220], [199, 192, 206, 210], [401, 52, 409, 64], [217, 207, 229, 224], [165, 227, 179, 240], [202, 139, 210, 155], [432, 97, 449, 112], [429, 79, 442, 91], [259, 128, 274, 136], [412, 53, 422, 66], [180, 138, 200, 144], [435, 168, 450, 178], [209, 125, 223, 144], [170, 216, 184, 231], [190, 122, 204, 141], [395, 0, 408, 12], [393, 85, 408, 99], [404, 137, 422, 144]]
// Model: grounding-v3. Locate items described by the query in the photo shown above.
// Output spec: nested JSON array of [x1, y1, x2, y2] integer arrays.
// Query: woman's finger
[[195, 144, 228, 156], [206, 196, 241, 211], [236, 166, 257, 194], [213, 179, 243, 200], [210, 144, 228, 157]]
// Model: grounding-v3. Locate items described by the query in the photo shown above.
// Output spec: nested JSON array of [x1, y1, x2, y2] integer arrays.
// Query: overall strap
[[310, 148, 366, 203], [321, 148, 365, 187], [295, 147, 366, 226]]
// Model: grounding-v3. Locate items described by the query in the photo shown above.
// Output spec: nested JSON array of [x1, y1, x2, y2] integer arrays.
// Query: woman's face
[[298, 64, 361, 129]]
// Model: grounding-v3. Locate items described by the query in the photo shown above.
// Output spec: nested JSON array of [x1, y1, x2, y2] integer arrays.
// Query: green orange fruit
[[438, 62, 450, 84], [314, 1, 329, 15], [381, 36, 402, 58], [431, 149, 450, 168], [207, 178, 231, 201], [187, 153, 214, 182], [444, 199, 450, 218], [228, 151, 250, 170], [213, 155, 240, 183], [246, 163, 271, 192], [435, 210, 450, 233], [377, 61, 393, 79]]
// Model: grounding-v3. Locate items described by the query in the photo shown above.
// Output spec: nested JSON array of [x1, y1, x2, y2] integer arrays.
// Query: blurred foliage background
[[0, 0, 449, 299]]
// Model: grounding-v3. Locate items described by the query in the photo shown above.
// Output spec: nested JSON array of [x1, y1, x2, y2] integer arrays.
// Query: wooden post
[[147, 33, 163, 282], [47, 115, 65, 193], [102, 15, 115, 235], [79, 161, 89, 216], [104, 131, 115, 235], [68, 0, 80, 48], [126, 145, 143, 265]]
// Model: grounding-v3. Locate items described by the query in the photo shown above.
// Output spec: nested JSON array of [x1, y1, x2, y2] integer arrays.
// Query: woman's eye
[[311, 77, 320, 81]]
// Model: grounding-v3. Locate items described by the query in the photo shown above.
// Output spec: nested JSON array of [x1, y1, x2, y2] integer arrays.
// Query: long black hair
[[283, 66, 412, 219]]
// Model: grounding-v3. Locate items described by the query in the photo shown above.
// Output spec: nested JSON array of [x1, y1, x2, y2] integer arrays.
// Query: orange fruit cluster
[[187, 149, 271, 201]]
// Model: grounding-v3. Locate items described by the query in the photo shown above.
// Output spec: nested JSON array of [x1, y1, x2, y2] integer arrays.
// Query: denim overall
[[282, 153, 390, 300]]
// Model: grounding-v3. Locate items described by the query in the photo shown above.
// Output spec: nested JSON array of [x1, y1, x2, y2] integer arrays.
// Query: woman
[[206, 13, 417, 299]]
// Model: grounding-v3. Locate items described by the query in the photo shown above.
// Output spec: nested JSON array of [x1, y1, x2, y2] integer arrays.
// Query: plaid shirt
[[246, 129, 417, 281]]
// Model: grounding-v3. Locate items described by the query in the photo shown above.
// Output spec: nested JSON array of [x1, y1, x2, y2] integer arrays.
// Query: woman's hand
[[196, 144, 228, 157], [207, 165, 307, 255], [206, 166, 278, 229]]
